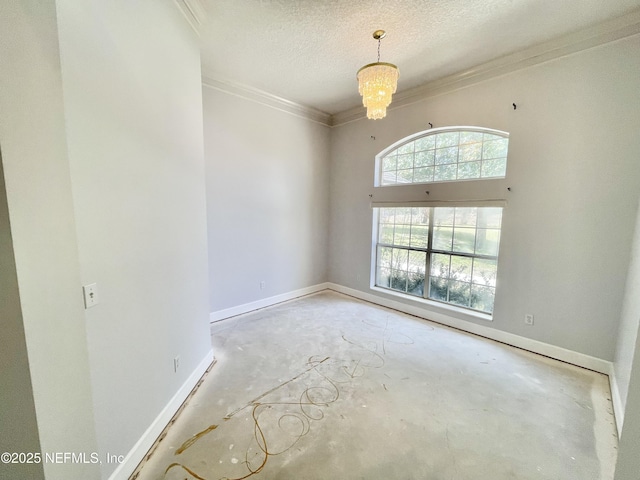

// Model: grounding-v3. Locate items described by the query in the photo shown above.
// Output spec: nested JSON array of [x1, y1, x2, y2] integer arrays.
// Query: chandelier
[[357, 30, 399, 120]]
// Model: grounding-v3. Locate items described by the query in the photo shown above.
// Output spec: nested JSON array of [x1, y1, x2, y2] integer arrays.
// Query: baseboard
[[609, 366, 624, 437], [208, 282, 621, 431], [107, 349, 215, 480], [327, 282, 612, 375], [209, 282, 330, 322]]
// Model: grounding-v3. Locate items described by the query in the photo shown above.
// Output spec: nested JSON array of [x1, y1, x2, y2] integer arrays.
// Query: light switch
[[83, 283, 99, 308]]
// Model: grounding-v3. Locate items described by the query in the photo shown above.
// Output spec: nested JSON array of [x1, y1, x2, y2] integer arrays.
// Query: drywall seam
[[209, 283, 331, 322], [107, 349, 214, 480]]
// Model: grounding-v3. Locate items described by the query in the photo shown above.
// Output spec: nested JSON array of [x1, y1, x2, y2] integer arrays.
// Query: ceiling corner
[[173, 0, 208, 35]]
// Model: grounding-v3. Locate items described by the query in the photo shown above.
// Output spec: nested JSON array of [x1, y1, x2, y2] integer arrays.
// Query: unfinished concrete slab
[[133, 291, 618, 480]]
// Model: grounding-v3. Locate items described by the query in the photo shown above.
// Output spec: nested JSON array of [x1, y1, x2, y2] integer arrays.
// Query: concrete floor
[[133, 291, 618, 480]]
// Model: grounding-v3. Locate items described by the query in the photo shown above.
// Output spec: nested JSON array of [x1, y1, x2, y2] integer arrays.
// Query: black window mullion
[[445, 254, 452, 304], [424, 208, 435, 300], [375, 204, 500, 314], [378, 243, 428, 253], [429, 249, 496, 261]]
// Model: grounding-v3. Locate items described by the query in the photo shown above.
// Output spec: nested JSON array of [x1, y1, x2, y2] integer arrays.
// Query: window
[[378, 128, 508, 186], [372, 127, 508, 316], [375, 206, 502, 314]]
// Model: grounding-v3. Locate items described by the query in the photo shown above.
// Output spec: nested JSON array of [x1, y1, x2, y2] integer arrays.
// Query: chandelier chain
[[357, 29, 399, 120]]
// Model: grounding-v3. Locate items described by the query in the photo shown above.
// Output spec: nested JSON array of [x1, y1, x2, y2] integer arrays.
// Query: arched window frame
[[370, 126, 510, 318], [375, 126, 509, 187]]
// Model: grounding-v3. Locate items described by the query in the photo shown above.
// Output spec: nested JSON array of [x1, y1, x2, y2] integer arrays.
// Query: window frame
[[374, 126, 509, 187], [373, 206, 502, 315], [370, 126, 510, 320]]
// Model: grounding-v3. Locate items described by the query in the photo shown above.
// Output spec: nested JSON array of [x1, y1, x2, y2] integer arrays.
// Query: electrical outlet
[[173, 355, 180, 372], [82, 283, 99, 309], [260, 281, 266, 290], [525, 314, 534, 325]]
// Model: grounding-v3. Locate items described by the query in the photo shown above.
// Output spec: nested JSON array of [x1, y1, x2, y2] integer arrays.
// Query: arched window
[[376, 127, 508, 186], [371, 127, 509, 316]]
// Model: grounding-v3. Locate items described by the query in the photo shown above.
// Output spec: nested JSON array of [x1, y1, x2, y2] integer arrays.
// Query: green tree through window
[[375, 206, 502, 313], [379, 128, 508, 186], [373, 127, 508, 314]]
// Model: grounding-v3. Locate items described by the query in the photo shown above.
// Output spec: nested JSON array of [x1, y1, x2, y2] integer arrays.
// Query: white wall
[[0, 153, 44, 479], [614, 193, 640, 477], [329, 35, 640, 362], [615, 196, 640, 421], [615, 325, 640, 478], [0, 1, 100, 478], [54, 1, 212, 477], [203, 88, 331, 313], [3, 3, 638, 477]]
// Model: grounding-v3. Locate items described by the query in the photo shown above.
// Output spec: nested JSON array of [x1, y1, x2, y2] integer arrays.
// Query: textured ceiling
[[199, 0, 640, 115]]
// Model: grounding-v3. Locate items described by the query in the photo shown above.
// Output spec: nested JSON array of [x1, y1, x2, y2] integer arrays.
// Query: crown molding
[[331, 8, 640, 127], [201, 10, 640, 128], [201, 76, 332, 127], [173, 0, 207, 36]]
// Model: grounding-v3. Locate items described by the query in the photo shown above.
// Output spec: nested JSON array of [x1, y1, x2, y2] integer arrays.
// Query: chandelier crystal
[[357, 30, 399, 120]]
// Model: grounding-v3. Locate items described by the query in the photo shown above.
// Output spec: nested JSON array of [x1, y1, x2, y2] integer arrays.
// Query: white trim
[[609, 365, 624, 437], [332, 10, 640, 126], [173, 0, 207, 35], [209, 283, 331, 322], [370, 179, 510, 207], [107, 349, 214, 480], [370, 285, 493, 323], [370, 199, 507, 208], [199, 11, 640, 128], [327, 282, 612, 375], [209, 283, 623, 433], [201, 76, 332, 127], [377, 126, 509, 160]]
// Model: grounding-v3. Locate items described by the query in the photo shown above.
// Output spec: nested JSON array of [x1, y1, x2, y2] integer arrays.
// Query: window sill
[[369, 286, 493, 323]]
